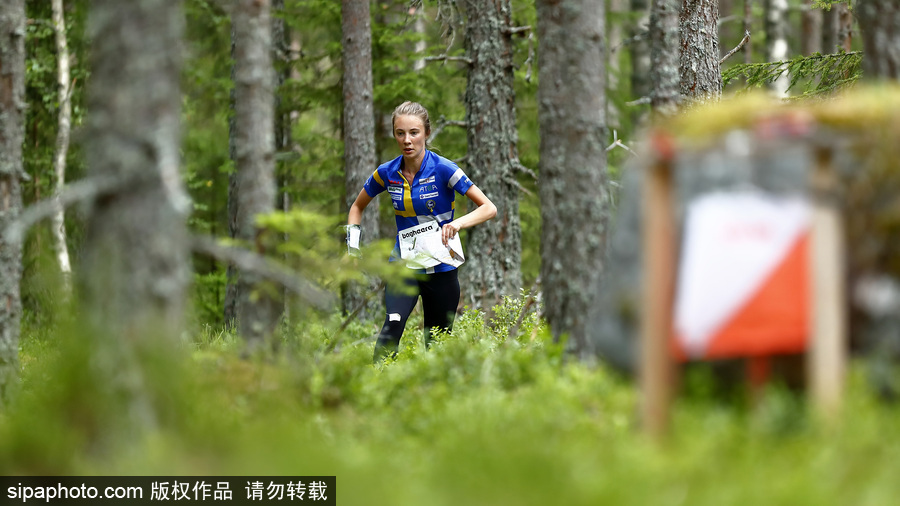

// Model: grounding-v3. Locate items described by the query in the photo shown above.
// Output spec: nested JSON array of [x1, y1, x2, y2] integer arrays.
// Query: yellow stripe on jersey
[[372, 169, 385, 188], [395, 173, 417, 217]]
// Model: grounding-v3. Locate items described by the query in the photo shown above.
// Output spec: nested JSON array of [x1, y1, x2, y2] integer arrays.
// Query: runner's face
[[393, 115, 427, 163]]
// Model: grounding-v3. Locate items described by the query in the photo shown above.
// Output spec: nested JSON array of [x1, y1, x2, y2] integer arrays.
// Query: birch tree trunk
[[650, 0, 681, 115], [232, 0, 280, 346], [680, 0, 721, 103], [857, 0, 900, 80], [341, 0, 380, 320], [51, 0, 73, 291], [0, 0, 25, 405], [537, 0, 610, 358], [460, 0, 522, 310], [765, 0, 790, 97], [413, 7, 427, 72]]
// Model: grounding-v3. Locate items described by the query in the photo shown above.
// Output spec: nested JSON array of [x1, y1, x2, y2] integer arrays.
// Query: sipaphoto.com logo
[[7, 482, 142, 503]]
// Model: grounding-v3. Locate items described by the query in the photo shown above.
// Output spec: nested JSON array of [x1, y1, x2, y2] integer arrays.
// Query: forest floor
[[5, 296, 900, 505]]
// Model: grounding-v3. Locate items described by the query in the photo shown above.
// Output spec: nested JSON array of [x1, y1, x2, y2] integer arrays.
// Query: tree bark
[[801, 0, 822, 56], [680, 0, 721, 103], [823, 2, 853, 53], [232, 0, 280, 346], [537, 0, 610, 358], [224, 30, 239, 328], [82, 0, 189, 427], [650, 0, 680, 115], [460, 0, 522, 311], [630, 0, 652, 124], [856, 0, 900, 80], [51, 0, 73, 291], [272, 0, 294, 320], [413, 6, 427, 72], [608, 0, 626, 130], [744, 0, 753, 64], [0, 0, 25, 405], [341, 0, 381, 320], [630, 1, 652, 85]]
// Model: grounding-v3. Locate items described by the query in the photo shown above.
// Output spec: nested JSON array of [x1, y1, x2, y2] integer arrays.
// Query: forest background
[[4, 0, 900, 504]]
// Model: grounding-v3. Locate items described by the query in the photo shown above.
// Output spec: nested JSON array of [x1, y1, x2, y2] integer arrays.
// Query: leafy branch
[[722, 51, 862, 97]]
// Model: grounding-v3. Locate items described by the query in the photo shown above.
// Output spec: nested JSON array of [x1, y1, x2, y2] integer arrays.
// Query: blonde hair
[[391, 101, 432, 137]]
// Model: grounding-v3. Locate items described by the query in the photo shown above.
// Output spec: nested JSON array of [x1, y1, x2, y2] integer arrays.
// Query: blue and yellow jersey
[[363, 149, 474, 273]]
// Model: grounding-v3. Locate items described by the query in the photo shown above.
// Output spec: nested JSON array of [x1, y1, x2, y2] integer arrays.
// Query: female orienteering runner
[[346, 101, 497, 362]]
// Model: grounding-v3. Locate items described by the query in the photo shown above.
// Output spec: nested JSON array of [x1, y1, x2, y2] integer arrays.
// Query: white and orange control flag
[[673, 191, 811, 360]]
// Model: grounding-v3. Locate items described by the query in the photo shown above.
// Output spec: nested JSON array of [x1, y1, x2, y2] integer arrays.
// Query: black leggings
[[373, 269, 460, 361]]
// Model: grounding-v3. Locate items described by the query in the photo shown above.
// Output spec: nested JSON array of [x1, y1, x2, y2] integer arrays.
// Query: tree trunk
[[413, 7, 427, 72], [232, 0, 280, 346], [857, 0, 900, 80], [765, 0, 790, 97], [744, 0, 753, 64], [650, 0, 680, 115], [341, 0, 381, 320], [51, 0, 73, 292], [224, 30, 239, 329], [630, 0, 652, 124], [0, 0, 25, 405], [839, 3, 854, 52], [272, 0, 293, 320], [536, 0, 610, 358], [823, 2, 852, 53], [460, 0, 522, 310], [801, 0, 822, 56], [680, 0, 721, 103], [608, 0, 626, 130], [82, 0, 189, 427]]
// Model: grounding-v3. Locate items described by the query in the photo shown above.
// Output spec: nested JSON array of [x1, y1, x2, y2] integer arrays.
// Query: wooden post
[[807, 147, 847, 418], [640, 149, 677, 439]]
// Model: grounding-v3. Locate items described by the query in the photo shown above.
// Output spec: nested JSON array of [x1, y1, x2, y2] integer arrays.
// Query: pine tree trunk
[[224, 31, 239, 329], [631, 0, 652, 124], [536, 0, 610, 357], [82, 0, 189, 337], [744, 0, 753, 64], [272, 0, 293, 319], [765, 0, 790, 97], [650, 0, 680, 115], [81, 0, 189, 429], [680, 0, 721, 103], [608, 0, 626, 130], [461, 0, 522, 310], [838, 3, 854, 52], [232, 0, 280, 346], [341, 0, 381, 320], [822, 3, 852, 53], [0, 0, 25, 405], [801, 0, 822, 56], [857, 0, 900, 80]]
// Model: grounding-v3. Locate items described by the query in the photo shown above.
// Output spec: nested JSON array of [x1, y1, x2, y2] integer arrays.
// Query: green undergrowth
[[5, 296, 900, 505]]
